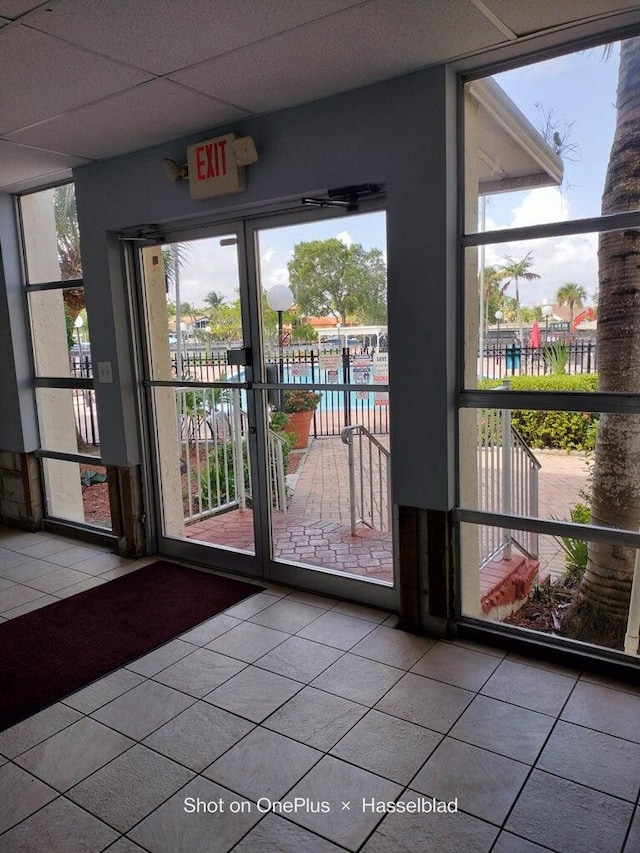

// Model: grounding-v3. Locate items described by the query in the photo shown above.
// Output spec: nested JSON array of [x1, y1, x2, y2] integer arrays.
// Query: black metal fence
[[70, 347, 389, 440], [73, 390, 100, 447], [69, 357, 99, 446], [480, 341, 597, 380]]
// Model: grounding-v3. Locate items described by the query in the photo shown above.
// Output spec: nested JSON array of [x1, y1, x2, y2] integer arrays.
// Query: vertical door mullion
[[239, 220, 272, 574]]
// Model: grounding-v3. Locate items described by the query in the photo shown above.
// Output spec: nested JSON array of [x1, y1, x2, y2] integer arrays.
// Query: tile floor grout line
[[493, 701, 569, 848], [397, 665, 550, 845], [0, 707, 84, 761], [2, 525, 637, 852], [0, 787, 114, 843], [526, 764, 640, 806], [7, 727, 137, 798]]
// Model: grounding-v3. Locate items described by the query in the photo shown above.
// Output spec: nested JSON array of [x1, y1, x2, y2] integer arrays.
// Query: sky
[[173, 211, 386, 312], [483, 42, 620, 307], [172, 39, 622, 313]]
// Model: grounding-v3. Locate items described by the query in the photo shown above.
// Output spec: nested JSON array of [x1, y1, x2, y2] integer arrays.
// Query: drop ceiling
[[0, 0, 638, 192]]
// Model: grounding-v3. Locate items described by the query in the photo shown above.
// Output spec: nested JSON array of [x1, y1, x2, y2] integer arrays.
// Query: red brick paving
[[187, 509, 393, 582], [185, 440, 589, 595], [186, 436, 393, 582]]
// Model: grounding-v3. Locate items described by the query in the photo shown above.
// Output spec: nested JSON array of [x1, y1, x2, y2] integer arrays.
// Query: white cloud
[[265, 267, 290, 288], [510, 186, 570, 228], [262, 246, 276, 263], [481, 186, 599, 305], [336, 230, 353, 247], [485, 230, 598, 306]]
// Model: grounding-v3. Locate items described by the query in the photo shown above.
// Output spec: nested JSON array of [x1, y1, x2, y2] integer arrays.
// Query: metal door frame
[[135, 207, 397, 609]]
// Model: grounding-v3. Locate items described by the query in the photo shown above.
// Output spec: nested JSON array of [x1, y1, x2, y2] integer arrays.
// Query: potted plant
[[281, 389, 322, 449]]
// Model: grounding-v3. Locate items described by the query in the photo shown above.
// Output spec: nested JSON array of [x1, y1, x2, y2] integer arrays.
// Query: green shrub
[[479, 374, 599, 393], [554, 503, 591, 584], [542, 342, 570, 375], [479, 374, 599, 451]]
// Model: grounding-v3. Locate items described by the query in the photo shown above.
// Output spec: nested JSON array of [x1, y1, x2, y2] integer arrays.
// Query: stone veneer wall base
[[0, 450, 43, 530]]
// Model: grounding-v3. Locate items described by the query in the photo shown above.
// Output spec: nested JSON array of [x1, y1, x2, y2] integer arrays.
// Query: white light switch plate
[[97, 361, 113, 383]]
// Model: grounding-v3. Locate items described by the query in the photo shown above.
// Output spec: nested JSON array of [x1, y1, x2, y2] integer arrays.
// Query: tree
[[496, 252, 540, 342], [54, 184, 84, 320], [565, 37, 640, 648], [162, 243, 193, 377], [205, 290, 225, 309], [287, 238, 386, 325], [556, 282, 587, 327], [291, 319, 318, 343], [54, 184, 82, 280], [209, 301, 243, 341], [481, 266, 503, 324]]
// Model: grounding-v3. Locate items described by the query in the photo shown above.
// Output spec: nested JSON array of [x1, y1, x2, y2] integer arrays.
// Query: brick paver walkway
[[187, 436, 393, 581], [536, 450, 590, 580], [186, 439, 588, 586]]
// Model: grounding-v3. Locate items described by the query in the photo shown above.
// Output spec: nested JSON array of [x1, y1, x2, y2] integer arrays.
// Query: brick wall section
[[0, 451, 43, 530], [480, 555, 539, 619]]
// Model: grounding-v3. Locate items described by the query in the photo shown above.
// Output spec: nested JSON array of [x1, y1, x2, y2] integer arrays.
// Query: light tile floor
[[1, 525, 639, 853]]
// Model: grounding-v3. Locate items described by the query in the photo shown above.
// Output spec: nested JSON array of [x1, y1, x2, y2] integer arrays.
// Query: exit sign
[[186, 133, 245, 200]]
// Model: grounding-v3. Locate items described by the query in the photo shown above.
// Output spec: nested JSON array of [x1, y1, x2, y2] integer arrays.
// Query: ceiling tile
[[0, 26, 153, 134], [26, 0, 365, 75], [170, 0, 506, 114], [0, 1, 42, 18], [0, 140, 88, 190], [482, 0, 640, 36], [6, 79, 251, 159]]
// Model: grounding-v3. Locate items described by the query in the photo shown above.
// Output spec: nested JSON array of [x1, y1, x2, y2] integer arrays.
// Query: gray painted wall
[[0, 194, 38, 453], [72, 66, 457, 509]]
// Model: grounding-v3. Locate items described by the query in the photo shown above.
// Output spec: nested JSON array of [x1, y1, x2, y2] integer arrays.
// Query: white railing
[[177, 387, 287, 522], [341, 425, 391, 535], [268, 429, 288, 515], [478, 407, 540, 566]]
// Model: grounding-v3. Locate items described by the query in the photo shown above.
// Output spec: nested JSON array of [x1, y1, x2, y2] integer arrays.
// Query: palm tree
[[565, 37, 640, 648], [204, 290, 225, 309], [162, 243, 192, 378], [556, 282, 587, 327], [479, 265, 504, 331], [53, 185, 84, 320], [496, 252, 540, 343], [54, 184, 82, 280]]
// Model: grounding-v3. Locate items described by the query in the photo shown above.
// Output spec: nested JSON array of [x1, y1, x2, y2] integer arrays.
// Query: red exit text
[[195, 139, 228, 181]]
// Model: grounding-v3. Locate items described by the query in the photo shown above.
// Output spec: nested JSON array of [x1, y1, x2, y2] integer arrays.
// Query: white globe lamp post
[[267, 285, 294, 404]]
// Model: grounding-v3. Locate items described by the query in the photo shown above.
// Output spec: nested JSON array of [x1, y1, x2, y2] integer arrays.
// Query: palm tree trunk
[[515, 278, 523, 343], [569, 37, 640, 644]]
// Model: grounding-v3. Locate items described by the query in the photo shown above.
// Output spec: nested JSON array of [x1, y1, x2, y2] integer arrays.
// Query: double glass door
[[139, 210, 395, 608]]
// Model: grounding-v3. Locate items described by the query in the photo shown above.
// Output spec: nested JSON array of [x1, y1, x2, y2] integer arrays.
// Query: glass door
[[138, 210, 396, 609], [138, 226, 266, 577], [248, 209, 396, 607]]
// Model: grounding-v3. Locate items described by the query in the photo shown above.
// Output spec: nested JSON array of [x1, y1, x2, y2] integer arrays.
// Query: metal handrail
[[341, 424, 391, 535], [478, 406, 540, 566], [268, 428, 288, 514]]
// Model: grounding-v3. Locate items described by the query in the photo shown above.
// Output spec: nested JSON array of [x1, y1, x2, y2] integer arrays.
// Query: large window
[[459, 35, 640, 659], [19, 185, 112, 532]]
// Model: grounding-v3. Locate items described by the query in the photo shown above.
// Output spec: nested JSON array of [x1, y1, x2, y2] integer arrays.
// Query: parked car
[[70, 342, 91, 357]]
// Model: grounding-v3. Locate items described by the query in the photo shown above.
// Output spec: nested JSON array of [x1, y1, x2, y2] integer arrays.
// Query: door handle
[[249, 426, 257, 435]]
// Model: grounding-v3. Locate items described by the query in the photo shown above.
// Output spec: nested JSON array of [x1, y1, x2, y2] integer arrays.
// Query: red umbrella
[[529, 321, 541, 348]]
